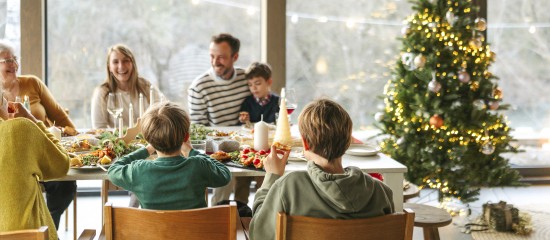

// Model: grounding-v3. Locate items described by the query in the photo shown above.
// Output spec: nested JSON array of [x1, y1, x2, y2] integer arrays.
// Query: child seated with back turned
[[239, 62, 280, 125], [108, 102, 231, 210], [249, 99, 395, 240]]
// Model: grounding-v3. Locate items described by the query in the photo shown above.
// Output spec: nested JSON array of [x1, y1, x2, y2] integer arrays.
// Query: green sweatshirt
[[250, 161, 395, 240], [0, 118, 70, 240], [108, 148, 231, 210]]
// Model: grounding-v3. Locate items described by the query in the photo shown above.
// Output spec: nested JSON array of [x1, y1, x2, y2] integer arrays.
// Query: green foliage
[[378, 0, 521, 202]]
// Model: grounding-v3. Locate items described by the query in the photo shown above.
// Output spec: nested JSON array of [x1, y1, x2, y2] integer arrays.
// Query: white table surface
[[59, 152, 406, 212]]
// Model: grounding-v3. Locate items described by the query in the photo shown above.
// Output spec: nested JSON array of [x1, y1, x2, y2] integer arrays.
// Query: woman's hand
[[263, 145, 290, 176], [10, 102, 38, 122]]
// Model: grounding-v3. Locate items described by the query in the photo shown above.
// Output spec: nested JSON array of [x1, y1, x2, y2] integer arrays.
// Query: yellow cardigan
[[0, 118, 70, 240], [18, 75, 74, 128]]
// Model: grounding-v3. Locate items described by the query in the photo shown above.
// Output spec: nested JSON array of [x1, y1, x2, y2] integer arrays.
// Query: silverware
[[97, 164, 108, 172]]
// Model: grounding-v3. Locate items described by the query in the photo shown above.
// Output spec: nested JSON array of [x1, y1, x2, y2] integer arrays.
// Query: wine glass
[[107, 93, 124, 132], [284, 88, 298, 124]]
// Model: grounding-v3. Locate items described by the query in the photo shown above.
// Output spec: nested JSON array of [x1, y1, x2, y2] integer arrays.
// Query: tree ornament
[[489, 101, 499, 110], [428, 79, 442, 93], [473, 99, 486, 110], [396, 137, 405, 145], [374, 112, 385, 122], [469, 38, 482, 49], [484, 71, 493, 79], [458, 69, 470, 83], [470, 81, 480, 91], [451, 101, 462, 110], [476, 32, 485, 43], [414, 54, 427, 68], [489, 51, 497, 62], [428, 22, 437, 29], [481, 142, 495, 155], [475, 18, 487, 31], [401, 25, 411, 35], [401, 53, 417, 71], [429, 114, 444, 128], [493, 88, 503, 99], [445, 11, 456, 26]]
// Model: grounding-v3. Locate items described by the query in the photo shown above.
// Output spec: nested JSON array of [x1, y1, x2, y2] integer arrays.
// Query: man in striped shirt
[[188, 33, 251, 206], [188, 33, 251, 126]]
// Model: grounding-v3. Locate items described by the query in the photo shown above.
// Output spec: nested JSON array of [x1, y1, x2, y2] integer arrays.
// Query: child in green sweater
[[108, 102, 231, 210]]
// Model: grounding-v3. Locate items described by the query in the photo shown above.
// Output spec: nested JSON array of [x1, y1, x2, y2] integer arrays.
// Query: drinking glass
[[284, 88, 298, 124], [107, 93, 124, 131], [191, 140, 207, 154]]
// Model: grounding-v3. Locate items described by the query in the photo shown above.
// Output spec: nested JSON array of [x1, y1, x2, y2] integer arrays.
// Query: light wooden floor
[[57, 184, 550, 240]]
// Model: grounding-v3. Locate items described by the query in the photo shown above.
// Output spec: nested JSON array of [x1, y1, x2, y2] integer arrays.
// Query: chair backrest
[[276, 209, 415, 240], [0, 226, 48, 240], [104, 202, 237, 240]]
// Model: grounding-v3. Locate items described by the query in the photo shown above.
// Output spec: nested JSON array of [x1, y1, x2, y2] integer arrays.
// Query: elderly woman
[[0, 40, 76, 231], [91, 44, 165, 129], [0, 94, 70, 240]]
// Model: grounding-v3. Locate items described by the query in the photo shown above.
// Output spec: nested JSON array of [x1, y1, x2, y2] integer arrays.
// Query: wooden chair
[[102, 201, 238, 240], [0, 226, 48, 240], [276, 209, 415, 240]]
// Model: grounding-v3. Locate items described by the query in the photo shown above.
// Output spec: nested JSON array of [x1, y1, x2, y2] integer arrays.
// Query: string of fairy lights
[[191, 0, 550, 31]]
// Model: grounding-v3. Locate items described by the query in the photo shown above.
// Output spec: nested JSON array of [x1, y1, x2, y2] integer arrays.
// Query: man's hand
[[263, 145, 290, 176]]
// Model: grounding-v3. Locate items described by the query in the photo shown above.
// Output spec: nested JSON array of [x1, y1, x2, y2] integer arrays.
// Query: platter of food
[[209, 147, 269, 171], [345, 144, 379, 157]]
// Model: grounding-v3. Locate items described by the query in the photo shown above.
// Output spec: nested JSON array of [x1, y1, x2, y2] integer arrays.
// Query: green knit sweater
[[0, 118, 70, 240], [108, 148, 231, 210]]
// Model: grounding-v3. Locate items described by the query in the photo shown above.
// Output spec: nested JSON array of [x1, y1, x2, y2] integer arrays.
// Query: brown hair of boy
[[298, 99, 352, 162], [141, 102, 190, 154], [245, 62, 272, 81]]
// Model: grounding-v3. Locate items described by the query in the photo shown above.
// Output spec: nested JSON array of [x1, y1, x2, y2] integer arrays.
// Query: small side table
[[403, 183, 420, 201], [403, 203, 452, 240]]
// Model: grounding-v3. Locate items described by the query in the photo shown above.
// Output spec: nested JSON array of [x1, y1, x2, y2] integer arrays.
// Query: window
[[0, 0, 20, 58], [488, 0, 550, 131], [286, 0, 413, 129], [47, 0, 260, 128]]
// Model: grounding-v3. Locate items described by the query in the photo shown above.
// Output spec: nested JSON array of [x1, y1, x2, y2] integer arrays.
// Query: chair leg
[[64, 208, 69, 231], [73, 191, 77, 240], [422, 227, 440, 240]]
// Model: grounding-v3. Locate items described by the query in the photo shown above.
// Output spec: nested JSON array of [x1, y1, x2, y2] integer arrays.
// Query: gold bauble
[[475, 18, 487, 31]]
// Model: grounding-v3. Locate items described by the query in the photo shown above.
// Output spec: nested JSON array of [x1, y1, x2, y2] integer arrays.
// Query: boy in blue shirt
[[239, 62, 280, 125]]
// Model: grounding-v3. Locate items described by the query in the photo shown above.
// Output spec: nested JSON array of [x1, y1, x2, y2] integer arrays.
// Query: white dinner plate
[[288, 147, 306, 161], [345, 144, 378, 157]]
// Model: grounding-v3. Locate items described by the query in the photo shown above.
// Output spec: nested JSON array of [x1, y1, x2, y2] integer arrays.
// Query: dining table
[[53, 127, 407, 239]]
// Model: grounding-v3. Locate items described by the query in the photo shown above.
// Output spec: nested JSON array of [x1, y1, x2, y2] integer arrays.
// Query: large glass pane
[[286, 0, 412, 129], [0, 0, 20, 58], [488, 0, 550, 130], [47, 0, 260, 128]]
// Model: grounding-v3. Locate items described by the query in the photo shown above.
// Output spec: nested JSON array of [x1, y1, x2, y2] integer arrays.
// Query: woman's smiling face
[[108, 50, 134, 83]]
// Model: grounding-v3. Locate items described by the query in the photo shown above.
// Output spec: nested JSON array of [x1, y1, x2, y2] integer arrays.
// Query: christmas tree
[[377, 0, 521, 202]]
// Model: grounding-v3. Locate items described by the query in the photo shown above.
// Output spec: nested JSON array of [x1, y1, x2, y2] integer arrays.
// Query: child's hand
[[239, 111, 250, 123], [181, 139, 193, 157], [263, 145, 290, 176]]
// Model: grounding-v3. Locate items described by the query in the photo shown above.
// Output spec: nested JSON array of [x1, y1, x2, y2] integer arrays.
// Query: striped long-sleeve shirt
[[188, 67, 251, 126]]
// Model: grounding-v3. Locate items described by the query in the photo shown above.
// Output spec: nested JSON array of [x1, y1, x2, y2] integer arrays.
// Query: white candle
[[128, 103, 134, 127], [254, 115, 269, 151], [139, 93, 144, 118], [118, 116, 124, 138], [48, 126, 62, 140]]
